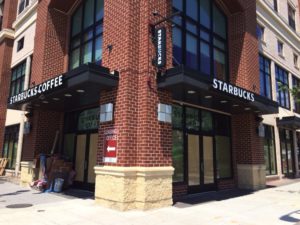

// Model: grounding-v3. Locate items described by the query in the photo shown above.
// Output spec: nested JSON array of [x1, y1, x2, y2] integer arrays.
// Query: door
[[187, 134, 216, 193], [280, 129, 295, 178], [74, 132, 98, 190]]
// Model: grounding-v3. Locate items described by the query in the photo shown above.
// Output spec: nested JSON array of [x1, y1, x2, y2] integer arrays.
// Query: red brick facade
[[0, 0, 265, 198], [0, 0, 18, 157]]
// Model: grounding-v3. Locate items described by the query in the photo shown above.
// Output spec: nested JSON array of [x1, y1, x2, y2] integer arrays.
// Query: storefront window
[[172, 130, 184, 182], [78, 108, 99, 131], [172, 0, 228, 80], [215, 114, 232, 178], [201, 110, 212, 132], [186, 107, 200, 131], [70, 0, 104, 70], [2, 125, 19, 169], [279, 129, 295, 177], [10, 60, 26, 97], [263, 125, 277, 175]]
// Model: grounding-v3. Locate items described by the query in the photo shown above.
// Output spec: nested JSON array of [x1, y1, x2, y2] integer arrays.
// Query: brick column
[[21, 0, 68, 160], [0, 0, 18, 156], [20, 0, 67, 185], [94, 0, 174, 210]]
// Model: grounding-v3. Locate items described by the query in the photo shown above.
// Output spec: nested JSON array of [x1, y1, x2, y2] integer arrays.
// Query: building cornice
[[0, 29, 15, 42], [12, 0, 38, 30]]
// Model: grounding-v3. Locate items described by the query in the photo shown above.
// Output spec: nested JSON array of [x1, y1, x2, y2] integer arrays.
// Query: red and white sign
[[103, 129, 118, 163]]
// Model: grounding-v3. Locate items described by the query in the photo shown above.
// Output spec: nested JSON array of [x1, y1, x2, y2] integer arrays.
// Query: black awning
[[158, 65, 279, 115], [8, 63, 119, 112], [277, 116, 300, 129]]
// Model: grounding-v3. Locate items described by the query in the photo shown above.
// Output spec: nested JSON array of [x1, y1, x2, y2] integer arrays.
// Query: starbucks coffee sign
[[212, 78, 255, 102], [9, 75, 64, 105]]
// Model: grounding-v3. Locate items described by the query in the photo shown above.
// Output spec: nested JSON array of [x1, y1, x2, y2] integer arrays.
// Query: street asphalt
[[0, 179, 300, 225]]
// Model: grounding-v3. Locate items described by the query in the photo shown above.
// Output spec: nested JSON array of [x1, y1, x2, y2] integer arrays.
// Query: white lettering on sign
[[212, 78, 255, 102], [9, 75, 64, 104]]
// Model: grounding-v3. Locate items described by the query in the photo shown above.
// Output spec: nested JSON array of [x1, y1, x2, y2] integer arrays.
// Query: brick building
[[0, 0, 289, 211]]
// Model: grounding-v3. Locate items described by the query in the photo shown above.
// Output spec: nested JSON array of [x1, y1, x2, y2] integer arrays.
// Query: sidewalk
[[0, 180, 300, 225]]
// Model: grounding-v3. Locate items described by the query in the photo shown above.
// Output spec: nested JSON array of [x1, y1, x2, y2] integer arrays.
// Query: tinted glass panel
[[200, 0, 210, 28], [200, 41, 210, 75], [186, 0, 197, 20], [173, 27, 182, 65], [96, 0, 104, 21], [186, 107, 200, 130], [83, 0, 94, 28], [201, 110, 213, 132], [172, 105, 183, 129], [72, 7, 82, 37], [186, 34, 197, 70], [213, 5, 226, 38], [216, 136, 231, 178], [172, 130, 184, 182]]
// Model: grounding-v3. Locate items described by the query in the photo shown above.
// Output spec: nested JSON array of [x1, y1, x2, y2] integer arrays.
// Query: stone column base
[[94, 166, 174, 211], [237, 164, 266, 190], [20, 161, 37, 187]]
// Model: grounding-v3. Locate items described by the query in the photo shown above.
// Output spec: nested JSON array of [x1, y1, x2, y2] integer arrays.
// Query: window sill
[[259, 40, 267, 47]]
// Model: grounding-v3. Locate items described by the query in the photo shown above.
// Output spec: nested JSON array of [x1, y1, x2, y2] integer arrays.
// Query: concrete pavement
[[0, 179, 300, 225]]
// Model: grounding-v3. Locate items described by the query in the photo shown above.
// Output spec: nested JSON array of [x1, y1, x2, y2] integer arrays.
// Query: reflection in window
[[275, 64, 290, 109], [216, 136, 231, 178], [186, 107, 200, 131], [172, 0, 227, 80], [172, 130, 184, 182], [2, 125, 19, 169], [69, 0, 104, 70], [10, 60, 26, 96], [259, 55, 272, 99], [264, 125, 277, 175]]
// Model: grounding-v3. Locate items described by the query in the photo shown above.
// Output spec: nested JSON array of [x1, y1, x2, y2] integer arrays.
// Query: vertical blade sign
[[156, 27, 166, 68]]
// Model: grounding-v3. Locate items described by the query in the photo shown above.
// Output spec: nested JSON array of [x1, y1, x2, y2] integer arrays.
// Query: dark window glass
[[172, 0, 227, 80], [264, 125, 277, 175], [200, 0, 210, 28], [277, 41, 283, 55], [275, 64, 290, 109], [172, 130, 184, 182], [17, 37, 24, 52], [256, 24, 264, 40], [279, 129, 295, 176], [10, 61, 26, 96], [259, 55, 272, 99], [186, 107, 200, 131], [2, 125, 19, 169], [297, 132, 300, 170], [70, 0, 104, 70], [292, 76, 300, 113], [201, 110, 213, 132], [216, 136, 231, 178], [273, 0, 278, 11], [172, 104, 183, 129], [288, 5, 296, 30], [18, 0, 29, 14]]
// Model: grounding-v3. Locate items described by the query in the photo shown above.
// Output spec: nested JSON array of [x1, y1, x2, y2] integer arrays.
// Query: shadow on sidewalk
[[173, 189, 254, 208], [280, 210, 300, 224]]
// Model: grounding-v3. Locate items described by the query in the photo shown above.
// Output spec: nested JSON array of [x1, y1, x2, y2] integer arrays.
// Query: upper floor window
[[256, 24, 265, 41], [288, 4, 296, 30], [69, 0, 104, 70], [294, 54, 299, 69], [277, 40, 284, 56], [273, 0, 278, 12], [172, 0, 228, 80], [18, 0, 29, 14], [292, 75, 300, 114], [259, 55, 272, 99], [10, 60, 26, 97], [275, 64, 290, 109]]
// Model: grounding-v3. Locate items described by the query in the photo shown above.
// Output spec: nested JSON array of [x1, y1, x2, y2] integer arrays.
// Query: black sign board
[[155, 27, 166, 68], [9, 75, 64, 105]]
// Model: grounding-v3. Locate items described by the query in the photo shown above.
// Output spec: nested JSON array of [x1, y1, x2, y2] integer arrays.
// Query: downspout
[[15, 55, 31, 176]]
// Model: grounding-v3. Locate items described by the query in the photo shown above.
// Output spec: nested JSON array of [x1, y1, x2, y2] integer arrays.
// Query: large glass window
[[275, 64, 290, 109], [263, 125, 277, 175], [215, 114, 232, 179], [69, 0, 104, 70], [2, 125, 19, 169], [172, 0, 228, 80], [259, 55, 272, 99], [279, 129, 295, 177], [292, 75, 300, 114], [10, 61, 26, 97]]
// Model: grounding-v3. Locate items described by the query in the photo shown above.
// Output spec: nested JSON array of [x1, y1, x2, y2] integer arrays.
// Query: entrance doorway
[[74, 133, 97, 190], [187, 134, 215, 193], [63, 108, 99, 191]]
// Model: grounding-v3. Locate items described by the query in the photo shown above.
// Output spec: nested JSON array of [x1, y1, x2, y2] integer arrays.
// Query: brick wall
[[0, 0, 18, 157], [21, 0, 68, 160]]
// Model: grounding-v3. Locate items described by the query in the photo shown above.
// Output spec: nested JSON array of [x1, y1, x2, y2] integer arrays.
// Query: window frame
[[275, 64, 290, 109], [263, 124, 277, 176], [288, 4, 296, 30], [277, 40, 284, 56], [171, 0, 229, 81], [9, 60, 26, 97], [18, 0, 30, 15], [69, 0, 104, 70], [259, 54, 272, 99]]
